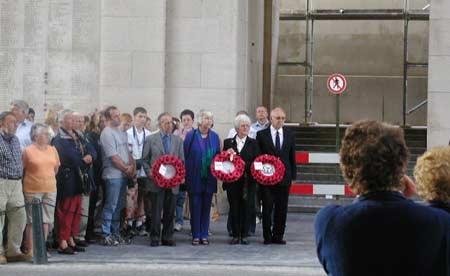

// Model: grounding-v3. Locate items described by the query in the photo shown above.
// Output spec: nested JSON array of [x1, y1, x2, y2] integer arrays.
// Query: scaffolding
[[278, 0, 430, 126]]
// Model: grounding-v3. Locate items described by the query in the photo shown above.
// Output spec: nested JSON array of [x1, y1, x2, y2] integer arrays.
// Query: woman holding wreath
[[184, 110, 220, 245], [223, 114, 260, 245]]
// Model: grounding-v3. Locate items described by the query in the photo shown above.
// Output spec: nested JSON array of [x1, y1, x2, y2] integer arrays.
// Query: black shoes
[[229, 237, 240, 245], [263, 239, 272, 245]]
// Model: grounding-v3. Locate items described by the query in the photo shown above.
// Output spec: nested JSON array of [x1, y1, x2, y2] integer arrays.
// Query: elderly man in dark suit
[[315, 120, 450, 276], [256, 107, 296, 245], [142, 112, 185, 247]]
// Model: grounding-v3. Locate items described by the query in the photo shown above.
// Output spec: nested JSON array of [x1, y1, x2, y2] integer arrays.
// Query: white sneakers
[[174, 223, 183, 232]]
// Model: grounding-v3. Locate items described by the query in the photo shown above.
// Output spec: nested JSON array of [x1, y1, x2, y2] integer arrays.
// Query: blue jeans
[[101, 178, 127, 236], [175, 191, 186, 225]]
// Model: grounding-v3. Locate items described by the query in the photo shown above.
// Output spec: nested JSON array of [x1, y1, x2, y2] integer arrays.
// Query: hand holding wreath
[[210, 151, 246, 183], [151, 154, 186, 189], [251, 154, 285, 185]]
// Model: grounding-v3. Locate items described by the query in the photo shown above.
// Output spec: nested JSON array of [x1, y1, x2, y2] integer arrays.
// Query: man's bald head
[[270, 107, 286, 130]]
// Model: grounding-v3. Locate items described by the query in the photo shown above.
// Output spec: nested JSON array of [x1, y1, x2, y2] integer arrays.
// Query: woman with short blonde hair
[[414, 146, 450, 213], [23, 123, 60, 256]]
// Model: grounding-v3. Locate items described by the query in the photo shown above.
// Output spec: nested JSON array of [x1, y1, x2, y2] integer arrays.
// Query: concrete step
[[288, 195, 354, 213]]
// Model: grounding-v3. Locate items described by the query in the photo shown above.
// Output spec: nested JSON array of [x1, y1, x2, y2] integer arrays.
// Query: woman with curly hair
[[314, 120, 450, 276], [414, 146, 450, 213]]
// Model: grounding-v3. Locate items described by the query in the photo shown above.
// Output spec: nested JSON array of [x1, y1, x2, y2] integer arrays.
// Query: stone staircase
[[286, 125, 427, 212]]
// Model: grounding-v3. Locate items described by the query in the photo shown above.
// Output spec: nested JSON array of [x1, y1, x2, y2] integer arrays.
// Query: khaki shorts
[[24, 192, 56, 224]]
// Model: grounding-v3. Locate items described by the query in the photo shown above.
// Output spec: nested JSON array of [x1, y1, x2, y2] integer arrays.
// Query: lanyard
[[133, 126, 146, 157]]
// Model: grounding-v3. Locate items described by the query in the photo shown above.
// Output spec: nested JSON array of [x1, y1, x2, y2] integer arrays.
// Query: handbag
[[77, 167, 93, 195]]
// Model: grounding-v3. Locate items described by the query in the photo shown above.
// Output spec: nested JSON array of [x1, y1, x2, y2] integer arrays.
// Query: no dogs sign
[[327, 73, 347, 95]]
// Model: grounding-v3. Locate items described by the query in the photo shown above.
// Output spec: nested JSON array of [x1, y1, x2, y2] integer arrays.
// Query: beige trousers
[[76, 194, 90, 240], [0, 179, 26, 256]]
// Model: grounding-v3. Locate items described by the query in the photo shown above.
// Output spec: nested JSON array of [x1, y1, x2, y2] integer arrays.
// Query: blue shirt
[[251, 119, 270, 132], [160, 132, 171, 154]]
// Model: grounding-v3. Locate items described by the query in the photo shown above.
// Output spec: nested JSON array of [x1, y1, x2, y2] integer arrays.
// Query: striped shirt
[[0, 132, 23, 179]]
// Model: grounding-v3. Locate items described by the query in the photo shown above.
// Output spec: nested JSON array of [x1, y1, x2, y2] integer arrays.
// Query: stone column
[[428, 0, 450, 148]]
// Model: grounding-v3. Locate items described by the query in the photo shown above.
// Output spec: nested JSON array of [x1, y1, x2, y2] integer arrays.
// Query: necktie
[[275, 131, 281, 153], [163, 135, 170, 154]]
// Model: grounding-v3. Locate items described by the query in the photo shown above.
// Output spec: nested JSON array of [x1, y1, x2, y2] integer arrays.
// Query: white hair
[[12, 100, 29, 115], [234, 114, 251, 129], [57, 109, 74, 124], [30, 123, 50, 142], [197, 109, 213, 126]]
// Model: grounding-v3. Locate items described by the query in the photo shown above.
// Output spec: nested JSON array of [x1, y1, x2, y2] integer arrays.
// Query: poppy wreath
[[251, 154, 285, 186], [151, 154, 186, 189], [210, 151, 246, 183]]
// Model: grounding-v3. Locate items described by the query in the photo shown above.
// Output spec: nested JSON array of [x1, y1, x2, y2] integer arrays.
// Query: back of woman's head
[[414, 147, 450, 202], [340, 120, 409, 195]]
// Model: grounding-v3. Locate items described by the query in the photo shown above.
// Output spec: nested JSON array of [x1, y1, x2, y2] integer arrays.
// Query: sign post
[[327, 73, 347, 152]]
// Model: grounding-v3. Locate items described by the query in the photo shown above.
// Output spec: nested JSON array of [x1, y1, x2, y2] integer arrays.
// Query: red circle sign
[[327, 73, 347, 95]]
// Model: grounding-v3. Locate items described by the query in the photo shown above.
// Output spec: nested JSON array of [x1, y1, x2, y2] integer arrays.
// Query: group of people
[[2, 99, 450, 275], [0, 100, 298, 264]]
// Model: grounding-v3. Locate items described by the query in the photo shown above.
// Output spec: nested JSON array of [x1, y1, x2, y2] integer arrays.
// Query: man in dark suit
[[315, 120, 450, 276], [256, 107, 296, 245], [142, 112, 185, 247]]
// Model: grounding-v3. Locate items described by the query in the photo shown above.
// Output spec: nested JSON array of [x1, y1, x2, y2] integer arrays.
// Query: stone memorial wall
[[0, 0, 100, 120]]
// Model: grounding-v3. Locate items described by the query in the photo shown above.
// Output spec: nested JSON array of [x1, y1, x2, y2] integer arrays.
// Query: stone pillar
[[427, 0, 450, 148], [99, 0, 166, 122]]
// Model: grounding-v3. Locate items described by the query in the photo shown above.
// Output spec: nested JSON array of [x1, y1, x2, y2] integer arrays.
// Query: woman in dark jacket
[[223, 114, 260, 245], [414, 146, 450, 213], [52, 109, 93, 254]]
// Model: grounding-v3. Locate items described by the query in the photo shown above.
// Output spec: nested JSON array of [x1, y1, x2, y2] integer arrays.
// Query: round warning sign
[[327, 73, 347, 95]]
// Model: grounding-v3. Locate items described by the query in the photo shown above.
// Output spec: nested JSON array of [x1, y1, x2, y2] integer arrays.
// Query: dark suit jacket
[[256, 127, 296, 186], [142, 132, 185, 195], [222, 135, 260, 190], [315, 191, 450, 276]]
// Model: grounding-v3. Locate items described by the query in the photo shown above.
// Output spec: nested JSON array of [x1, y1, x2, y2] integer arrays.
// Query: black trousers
[[260, 184, 290, 242], [226, 186, 249, 239], [137, 178, 152, 230], [149, 189, 176, 242]]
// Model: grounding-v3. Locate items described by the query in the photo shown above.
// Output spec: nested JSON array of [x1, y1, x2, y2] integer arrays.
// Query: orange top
[[23, 144, 60, 193]]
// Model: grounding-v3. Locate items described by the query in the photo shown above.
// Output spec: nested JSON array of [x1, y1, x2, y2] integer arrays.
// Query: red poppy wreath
[[210, 151, 246, 183], [151, 154, 186, 189], [251, 154, 285, 185]]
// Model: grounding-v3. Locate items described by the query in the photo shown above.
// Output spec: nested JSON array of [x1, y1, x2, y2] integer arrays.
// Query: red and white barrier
[[291, 152, 354, 196]]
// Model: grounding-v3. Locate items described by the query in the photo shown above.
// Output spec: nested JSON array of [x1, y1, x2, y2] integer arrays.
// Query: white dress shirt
[[235, 135, 247, 153], [270, 125, 283, 149], [15, 119, 33, 150], [127, 126, 152, 177]]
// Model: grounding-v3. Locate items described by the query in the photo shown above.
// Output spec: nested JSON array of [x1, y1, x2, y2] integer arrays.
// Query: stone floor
[[4, 213, 326, 276]]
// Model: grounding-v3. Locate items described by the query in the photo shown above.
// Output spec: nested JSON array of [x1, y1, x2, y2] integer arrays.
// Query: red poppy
[[251, 154, 285, 185], [151, 154, 186, 189], [210, 151, 246, 183]]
